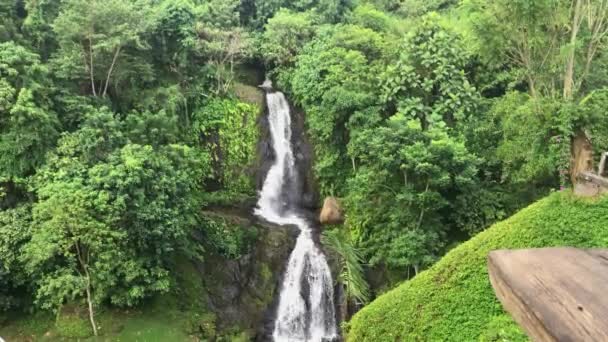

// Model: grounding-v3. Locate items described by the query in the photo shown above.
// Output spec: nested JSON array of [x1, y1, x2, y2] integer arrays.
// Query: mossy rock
[[250, 262, 276, 312], [199, 312, 217, 340], [234, 82, 264, 107], [348, 192, 608, 341], [193, 210, 296, 333]]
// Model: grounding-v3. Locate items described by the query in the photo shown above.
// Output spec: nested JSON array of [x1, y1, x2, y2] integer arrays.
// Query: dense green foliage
[[0, 0, 262, 336], [2, 0, 608, 339], [348, 191, 608, 341], [267, 0, 608, 283]]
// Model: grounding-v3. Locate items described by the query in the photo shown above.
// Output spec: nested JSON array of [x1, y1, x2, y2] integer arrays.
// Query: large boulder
[[319, 197, 344, 225]]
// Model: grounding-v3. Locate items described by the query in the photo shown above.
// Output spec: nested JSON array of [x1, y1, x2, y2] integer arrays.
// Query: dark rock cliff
[[192, 210, 298, 340]]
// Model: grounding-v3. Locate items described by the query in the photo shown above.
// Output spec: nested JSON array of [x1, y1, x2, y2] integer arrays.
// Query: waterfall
[[255, 85, 337, 342]]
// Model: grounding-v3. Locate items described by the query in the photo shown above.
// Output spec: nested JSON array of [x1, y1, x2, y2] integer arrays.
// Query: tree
[[311, 0, 356, 24], [0, 204, 32, 312], [195, 26, 251, 95], [380, 15, 478, 131], [261, 9, 315, 67], [347, 116, 478, 273], [25, 181, 125, 336], [398, 0, 459, 17], [199, 0, 241, 29], [249, 0, 354, 28], [347, 4, 393, 33], [287, 25, 382, 194], [197, 0, 251, 95], [0, 89, 59, 178], [148, 0, 198, 77], [88, 143, 208, 271], [0, 0, 23, 43], [22, 106, 210, 334], [328, 24, 385, 60], [342, 17, 480, 274], [469, 0, 608, 183], [195, 2, 252, 96], [22, 0, 62, 58], [52, 0, 155, 97], [0, 42, 58, 180], [251, 0, 289, 27]]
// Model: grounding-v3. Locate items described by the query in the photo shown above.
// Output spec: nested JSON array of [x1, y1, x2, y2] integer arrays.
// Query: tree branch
[[88, 37, 97, 97], [102, 46, 122, 97]]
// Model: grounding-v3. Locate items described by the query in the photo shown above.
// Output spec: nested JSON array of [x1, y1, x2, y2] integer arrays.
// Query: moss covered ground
[[347, 191, 608, 341]]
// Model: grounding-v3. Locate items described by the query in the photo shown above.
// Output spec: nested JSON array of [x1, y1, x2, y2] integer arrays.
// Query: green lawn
[[1, 309, 193, 342]]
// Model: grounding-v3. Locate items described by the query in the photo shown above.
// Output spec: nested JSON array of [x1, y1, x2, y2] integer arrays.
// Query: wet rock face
[[256, 95, 274, 193], [194, 213, 298, 339], [290, 106, 320, 211]]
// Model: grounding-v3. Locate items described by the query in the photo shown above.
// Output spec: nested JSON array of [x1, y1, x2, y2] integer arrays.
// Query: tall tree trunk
[[88, 37, 97, 97], [102, 46, 121, 97], [565, 0, 593, 187], [84, 271, 98, 336], [527, 75, 538, 99], [339, 284, 348, 323], [564, 0, 583, 100], [575, 0, 608, 94], [75, 242, 97, 336], [416, 181, 430, 230]]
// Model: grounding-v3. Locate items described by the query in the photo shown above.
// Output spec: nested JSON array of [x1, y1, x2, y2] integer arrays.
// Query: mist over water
[[255, 87, 337, 342]]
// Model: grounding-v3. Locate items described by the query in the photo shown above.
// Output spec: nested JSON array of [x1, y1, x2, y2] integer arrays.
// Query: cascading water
[[255, 83, 337, 342]]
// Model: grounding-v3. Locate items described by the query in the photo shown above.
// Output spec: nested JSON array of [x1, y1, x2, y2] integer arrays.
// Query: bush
[[347, 191, 608, 341]]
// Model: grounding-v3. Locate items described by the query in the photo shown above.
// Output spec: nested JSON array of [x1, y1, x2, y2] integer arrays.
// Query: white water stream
[[255, 87, 337, 342]]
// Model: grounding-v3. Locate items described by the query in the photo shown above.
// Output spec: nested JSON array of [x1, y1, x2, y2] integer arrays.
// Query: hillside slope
[[347, 192, 608, 341]]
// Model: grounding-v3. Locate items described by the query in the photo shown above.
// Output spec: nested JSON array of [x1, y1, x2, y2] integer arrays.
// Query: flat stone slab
[[488, 247, 608, 342], [575, 171, 608, 197]]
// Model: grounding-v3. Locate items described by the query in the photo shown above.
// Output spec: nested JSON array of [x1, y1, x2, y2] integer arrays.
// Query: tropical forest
[[1, 0, 608, 341]]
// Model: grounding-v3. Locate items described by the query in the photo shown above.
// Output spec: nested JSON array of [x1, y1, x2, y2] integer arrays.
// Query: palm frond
[[322, 228, 370, 304]]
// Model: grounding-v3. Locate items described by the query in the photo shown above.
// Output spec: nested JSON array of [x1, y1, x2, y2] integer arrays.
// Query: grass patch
[[94, 311, 193, 342], [0, 311, 54, 341], [347, 191, 608, 341], [55, 305, 91, 339], [1, 307, 194, 342]]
